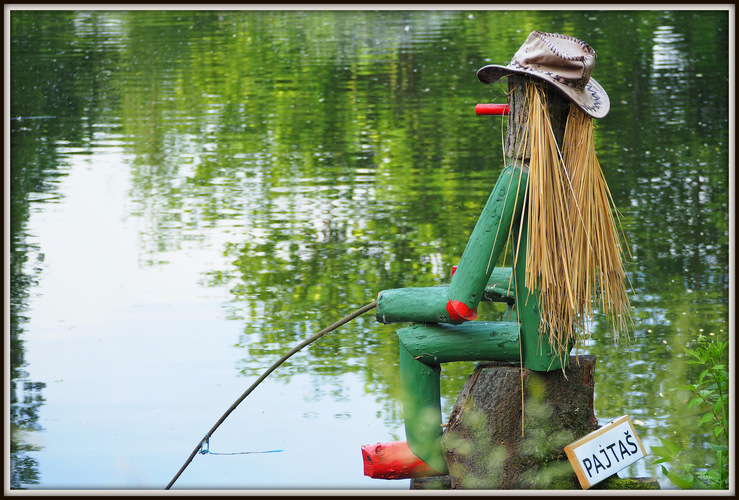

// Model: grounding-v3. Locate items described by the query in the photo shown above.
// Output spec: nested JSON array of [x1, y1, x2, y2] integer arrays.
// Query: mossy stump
[[410, 474, 660, 490], [442, 356, 599, 489]]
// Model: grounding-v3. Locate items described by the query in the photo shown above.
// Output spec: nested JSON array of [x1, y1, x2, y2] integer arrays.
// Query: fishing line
[[165, 300, 378, 490], [199, 434, 283, 456]]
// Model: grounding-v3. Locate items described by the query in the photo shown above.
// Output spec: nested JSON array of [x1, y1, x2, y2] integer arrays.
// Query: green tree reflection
[[9, 9, 728, 487], [116, 9, 730, 473]]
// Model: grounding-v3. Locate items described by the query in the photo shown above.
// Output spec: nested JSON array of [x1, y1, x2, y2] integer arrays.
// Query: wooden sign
[[564, 415, 647, 489]]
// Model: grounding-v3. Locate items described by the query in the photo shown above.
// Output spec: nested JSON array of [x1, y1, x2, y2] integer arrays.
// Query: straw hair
[[562, 103, 633, 341], [517, 82, 632, 357], [523, 84, 576, 356]]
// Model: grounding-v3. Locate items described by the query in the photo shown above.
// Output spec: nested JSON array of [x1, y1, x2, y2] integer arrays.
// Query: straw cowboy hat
[[477, 30, 610, 119]]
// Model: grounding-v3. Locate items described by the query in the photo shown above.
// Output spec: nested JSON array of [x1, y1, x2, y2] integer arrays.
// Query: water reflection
[[9, 239, 46, 488], [9, 9, 729, 489], [9, 117, 53, 487]]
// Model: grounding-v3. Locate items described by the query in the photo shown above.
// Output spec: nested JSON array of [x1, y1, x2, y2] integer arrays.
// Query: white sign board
[[564, 415, 646, 489]]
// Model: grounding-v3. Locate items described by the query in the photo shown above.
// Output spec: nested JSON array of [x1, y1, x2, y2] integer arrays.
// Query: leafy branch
[[651, 336, 729, 489]]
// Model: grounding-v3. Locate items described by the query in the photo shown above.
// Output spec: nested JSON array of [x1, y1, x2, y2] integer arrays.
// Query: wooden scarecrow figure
[[362, 31, 632, 480]]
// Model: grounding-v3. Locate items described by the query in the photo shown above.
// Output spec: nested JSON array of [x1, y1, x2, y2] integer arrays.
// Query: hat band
[[506, 60, 604, 115], [509, 60, 588, 91]]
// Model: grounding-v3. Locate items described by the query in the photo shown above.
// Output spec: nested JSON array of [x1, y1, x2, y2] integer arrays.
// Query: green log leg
[[399, 340, 448, 474], [397, 321, 520, 364], [447, 165, 527, 320], [513, 206, 571, 371], [376, 286, 460, 324]]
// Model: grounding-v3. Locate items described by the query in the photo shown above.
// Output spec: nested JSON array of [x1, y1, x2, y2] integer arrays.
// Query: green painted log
[[482, 266, 515, 302], [376, 286, 460, 324], [447, 165, 527, 320], [512, 204, 571, 371], [502, 303, 517, 322], [487, 266, 514, 289], [375, 267, 515, 325], [397, 321, 520, 364], [399, 341, 448, 474]]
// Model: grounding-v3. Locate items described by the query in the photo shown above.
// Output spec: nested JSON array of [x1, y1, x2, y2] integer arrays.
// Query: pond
[[9, 8, 730, 491]]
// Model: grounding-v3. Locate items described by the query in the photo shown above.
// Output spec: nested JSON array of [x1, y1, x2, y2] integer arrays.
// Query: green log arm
[[375, 267, 515, 325], [376, 286, 458, 325], [446, 164, 527, 320]]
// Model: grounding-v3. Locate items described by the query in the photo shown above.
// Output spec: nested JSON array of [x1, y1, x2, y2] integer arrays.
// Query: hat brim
[[477, 64, 610, 119]]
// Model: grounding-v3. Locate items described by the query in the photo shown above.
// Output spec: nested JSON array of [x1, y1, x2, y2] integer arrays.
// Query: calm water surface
[[9, 9, 730, 490]]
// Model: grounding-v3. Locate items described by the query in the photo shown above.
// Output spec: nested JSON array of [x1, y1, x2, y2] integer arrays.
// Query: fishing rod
[[165, 300, 378, 490], [166, 100, 501, 489]]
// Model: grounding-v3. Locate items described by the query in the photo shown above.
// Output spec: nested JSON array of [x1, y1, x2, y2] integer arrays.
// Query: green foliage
[[591, 476, 660, 490], [441, 407, 508, 488], [441, 377, 583, 489], [651, 336, 729, 489]]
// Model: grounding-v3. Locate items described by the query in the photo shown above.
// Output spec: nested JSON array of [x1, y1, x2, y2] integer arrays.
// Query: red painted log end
[[446, 299, 477, 322], [475, 103, 510, 115], [361, 441, 445, 479]]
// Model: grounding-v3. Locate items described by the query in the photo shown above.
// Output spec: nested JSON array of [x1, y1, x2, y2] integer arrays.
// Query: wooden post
[[506, 75, 572, 372], [504, 76, 531, 160], [504, 75, 569, 159], [442, 356, 600, 489]]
